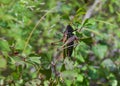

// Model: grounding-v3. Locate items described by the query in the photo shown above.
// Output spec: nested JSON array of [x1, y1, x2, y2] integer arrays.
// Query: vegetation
[[0, 0, 120, 86]]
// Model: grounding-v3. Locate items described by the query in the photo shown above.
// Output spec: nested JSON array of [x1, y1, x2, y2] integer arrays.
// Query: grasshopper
[[51, 24, 78, 77], [51, 24, 78, 59], [62, 25, 78, 58]]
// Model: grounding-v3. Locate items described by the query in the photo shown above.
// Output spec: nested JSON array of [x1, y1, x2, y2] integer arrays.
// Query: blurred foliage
[[0, 0, 120, 86]]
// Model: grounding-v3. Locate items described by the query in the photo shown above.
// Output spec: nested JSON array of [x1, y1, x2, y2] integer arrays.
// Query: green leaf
[[92, 44, 108, 59], [9, 57, 16, 64], [101, 59, 116, 71], [44, 80, 50, 86], [0, 39, 10, 52], [80, 37, 93, 46], [64, 58, 74, 70], [12, 72, 19, 80], [82, 18, 89, 26], [111, 80, 118, 86], [29, 57, 41, 64], [61, 70, 78, 80], [0, 56, 7, 69], [88, 66, 99, 79], [77, 74, 84, 82], [76, 54, 85, 63], [76, 8, 86, 15], [109, 4, 114, 13], [75, 31, 83, 38], [65, 80, 72, 86], [25, 79, 41, 86]]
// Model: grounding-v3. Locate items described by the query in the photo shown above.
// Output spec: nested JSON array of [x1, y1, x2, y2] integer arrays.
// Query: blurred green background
[[0, 0, 120, 86]]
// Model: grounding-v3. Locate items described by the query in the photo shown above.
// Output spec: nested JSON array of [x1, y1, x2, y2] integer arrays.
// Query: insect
[[51, 25, 78, 77], [51, 24, 78, 59], [62, 25, 78, 58]]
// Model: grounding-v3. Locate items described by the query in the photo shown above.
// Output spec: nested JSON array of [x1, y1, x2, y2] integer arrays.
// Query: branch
[[83, 0, 101, 23]]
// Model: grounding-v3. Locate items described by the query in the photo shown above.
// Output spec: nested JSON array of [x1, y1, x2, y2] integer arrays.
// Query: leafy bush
[[0, 0, 120, 86]]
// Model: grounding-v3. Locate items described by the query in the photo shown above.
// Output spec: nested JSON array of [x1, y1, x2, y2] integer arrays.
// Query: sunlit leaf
[[28, 57, 41, 64], [64, 58, 74, 70], [25, 79, 41, 86], [65, 80, 72, 86], [77, 74, 84, 82], [111, 80, 118, 86], [61, 70, 78, 80], [109, 4, 114, 13], [101, 59, 117, 71], [0, 56, 7, 69], [9, 57, 16, 64], [44, 80, 50, 86], [92, 44, 108, 59], [76, 54, 85, 63], [76, 8, 86, 15], [0, 39, 10, 52]]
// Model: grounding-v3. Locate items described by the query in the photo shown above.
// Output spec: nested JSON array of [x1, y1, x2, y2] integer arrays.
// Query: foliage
[[0, 0, 120, 86]]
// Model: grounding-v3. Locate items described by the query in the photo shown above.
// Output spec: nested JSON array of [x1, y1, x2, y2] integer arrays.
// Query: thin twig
[[22, 7, 55, 54]]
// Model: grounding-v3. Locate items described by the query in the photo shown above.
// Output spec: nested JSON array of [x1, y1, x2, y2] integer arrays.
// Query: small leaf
[[0, 56, 7, 69], [64, 58, 74, 70], [92, 44, 108, 59], [76, 8, 86, 15], [65, 80, 72, 86], [111, 80, 118, 86], [76, 54, 85, 63], [29, 57, 41, 64], [80, 37, 93, 46], [88, 66, 99, 79], [77, 74, 84, 82], [0, 38, 10, 52], [109, 4, 114, 13], [44, 80, 50, 86], [82, 18, 89, 26], [12, 72, 19, 80], [9, 57, 16, 64], [101, 59, 116, 71], [61, 70, 78, 80], [25, 79, 41, 86], [75, 32, 83, 38]]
